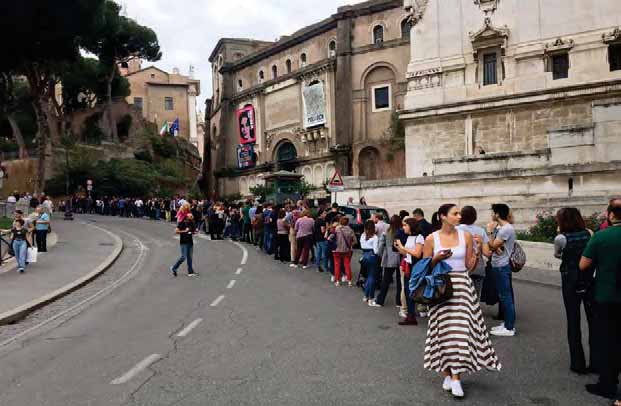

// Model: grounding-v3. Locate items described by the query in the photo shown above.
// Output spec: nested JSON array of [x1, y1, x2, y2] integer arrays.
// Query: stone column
[[188, 84, 198, 142]]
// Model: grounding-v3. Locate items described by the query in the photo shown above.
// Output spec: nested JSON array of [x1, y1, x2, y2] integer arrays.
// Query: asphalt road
[[0, 215, 612, 406]]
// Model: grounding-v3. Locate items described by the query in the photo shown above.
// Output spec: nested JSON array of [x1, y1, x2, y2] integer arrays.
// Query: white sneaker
[[302, 265, 308, 269], [450, 379, 464, 398], [330, 276, 335, 283], [419, 312, 428, 318], [491, 322, 505, 331], [442, 376, 452, 391], [289, 263, 297, 268], [398, 309, 407, 318], [368, 300, 382, 308], [341, 276, 346, 283], [490, 326, 515, 337], [363, 297, 368, 302]]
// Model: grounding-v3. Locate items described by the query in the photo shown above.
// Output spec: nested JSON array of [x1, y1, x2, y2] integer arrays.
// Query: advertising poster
[[236, 105, 256, 145], [237, 144, 256, 169], [302, 81, 327, 128]]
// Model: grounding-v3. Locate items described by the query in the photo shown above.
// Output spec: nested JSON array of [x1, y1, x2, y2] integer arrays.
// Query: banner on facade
[[236, 105, 256, 145], [302, 81, 326, 129], [237, 144, 256, 169]]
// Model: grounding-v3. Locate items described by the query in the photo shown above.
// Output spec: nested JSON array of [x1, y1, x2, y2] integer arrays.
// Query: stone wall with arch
[[298, 161, 334, 187]]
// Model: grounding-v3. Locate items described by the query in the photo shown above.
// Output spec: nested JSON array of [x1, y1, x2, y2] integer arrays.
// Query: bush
[[150, 135, 178, 159], [517, 210, 557, 243], [134, 150, 153, 162]]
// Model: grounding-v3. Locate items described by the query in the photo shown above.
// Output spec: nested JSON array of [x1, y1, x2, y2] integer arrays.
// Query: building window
[[328, 40, 336, 57], [238, 79, 243, 91], [133, 97, 143, 112], [272, 65, 278, 79], [150, 73, 155, 79], [551, 53, 569, 80], [372, 84, 391, 112], [373, 25, 384, 45], [300, 53, 307, 68], [258, 70, 264, 83], [401, 19, 412, 40], [286, 59, 292, 73], [164, 97, 174, 111], [609, 44, 621, 71], [120, 61, 129, 69], [483, 52, 498, 86]]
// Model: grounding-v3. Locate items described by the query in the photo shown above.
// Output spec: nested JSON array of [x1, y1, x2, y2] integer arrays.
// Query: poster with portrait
[[302, 81, 327, 129], [236, 105, 256, 145], [237, 144, 256, 169]]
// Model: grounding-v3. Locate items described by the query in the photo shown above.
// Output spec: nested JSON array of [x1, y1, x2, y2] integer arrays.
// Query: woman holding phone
[[422, 204, 500, 399], [394, 217, 424, 325]]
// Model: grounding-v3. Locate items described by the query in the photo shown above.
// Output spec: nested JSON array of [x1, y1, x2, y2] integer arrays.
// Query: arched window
[[272, 65, 278, 79], [373, 25, 384, 45], [258, 70, 264, 83], [286, 59, 292, 73], [300, 53, 307, 68], [401, 18, 412, 40], [328, 40, 336, 57]]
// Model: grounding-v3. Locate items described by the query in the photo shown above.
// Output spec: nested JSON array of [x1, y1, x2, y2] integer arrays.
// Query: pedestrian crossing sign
[[328, 170, 345, 192]]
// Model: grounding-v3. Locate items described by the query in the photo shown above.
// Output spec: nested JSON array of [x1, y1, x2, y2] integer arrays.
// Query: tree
[[85, 0, 161, 142], [0, 0, 106, 191], [0, 74, 30, 158]]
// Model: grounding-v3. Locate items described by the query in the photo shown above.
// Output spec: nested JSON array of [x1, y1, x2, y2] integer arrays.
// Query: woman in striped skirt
[[422, 203, 501, 398]]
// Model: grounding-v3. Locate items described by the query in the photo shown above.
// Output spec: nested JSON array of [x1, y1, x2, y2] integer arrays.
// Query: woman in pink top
[[291, 209, 315, 269]]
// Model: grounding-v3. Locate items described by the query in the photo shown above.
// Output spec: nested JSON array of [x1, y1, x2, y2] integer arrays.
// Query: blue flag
[[170, 118, 180, 137]]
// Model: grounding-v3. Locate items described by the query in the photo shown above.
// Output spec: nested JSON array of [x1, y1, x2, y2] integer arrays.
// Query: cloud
[[124, 0, 365, 112]]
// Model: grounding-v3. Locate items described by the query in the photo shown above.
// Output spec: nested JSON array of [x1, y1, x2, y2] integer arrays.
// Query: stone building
[[121, 60, 201, 141], [339, 0, 621, 227], [205, 0, 412, 198]]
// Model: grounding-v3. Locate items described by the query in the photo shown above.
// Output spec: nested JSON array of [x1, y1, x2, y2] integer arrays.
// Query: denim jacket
[[409, 257, 453, 300]]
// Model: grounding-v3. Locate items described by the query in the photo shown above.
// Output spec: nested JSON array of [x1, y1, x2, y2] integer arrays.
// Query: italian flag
[[159, 121, 169, 136]]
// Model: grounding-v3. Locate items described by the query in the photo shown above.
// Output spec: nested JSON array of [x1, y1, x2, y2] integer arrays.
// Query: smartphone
[[441, 249, 452, 256]]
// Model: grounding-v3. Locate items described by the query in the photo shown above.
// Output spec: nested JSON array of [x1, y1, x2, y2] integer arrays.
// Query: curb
[[0, 232, 59, 275], [0, 223, 124, 326]]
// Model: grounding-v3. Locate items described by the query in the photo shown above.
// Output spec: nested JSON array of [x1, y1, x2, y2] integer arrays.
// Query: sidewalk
[[0, 220, 123, 325]]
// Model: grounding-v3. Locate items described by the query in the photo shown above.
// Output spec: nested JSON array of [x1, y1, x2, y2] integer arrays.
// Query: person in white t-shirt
[[394, 217, 424, 326]]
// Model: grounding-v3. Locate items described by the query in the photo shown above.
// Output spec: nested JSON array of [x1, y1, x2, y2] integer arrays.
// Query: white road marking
[[0, 228, 148, 350], [232, 241, 248, 265], [210, 295, 225, 307], [226, 280, 236, 289], [110, 354, 161, 385], [176, 318, 203, 338], [235, 267, 243, 275]]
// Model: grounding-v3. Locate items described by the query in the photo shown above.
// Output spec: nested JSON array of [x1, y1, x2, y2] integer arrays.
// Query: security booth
[[263, 171, 303, 205]]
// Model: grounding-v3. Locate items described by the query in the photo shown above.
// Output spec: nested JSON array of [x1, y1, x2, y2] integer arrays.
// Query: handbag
[[410, 260, 453, 306], [26, 246, 38, 263]]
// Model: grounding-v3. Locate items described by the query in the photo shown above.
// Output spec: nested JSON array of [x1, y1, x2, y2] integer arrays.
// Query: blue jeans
[[12, 239, 28, 270], [263, 230, 273, 254], [314, 241, 328, 270], [362, 252, 379, 300], [172, 244, 194, 274], [493, 265, 516, 330]]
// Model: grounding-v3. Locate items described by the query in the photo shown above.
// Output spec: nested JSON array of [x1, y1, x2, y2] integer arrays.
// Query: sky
[[123, 0, 367, 114]]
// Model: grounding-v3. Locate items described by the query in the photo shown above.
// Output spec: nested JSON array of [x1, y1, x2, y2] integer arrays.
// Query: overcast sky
[[123, 0, 366, 114]]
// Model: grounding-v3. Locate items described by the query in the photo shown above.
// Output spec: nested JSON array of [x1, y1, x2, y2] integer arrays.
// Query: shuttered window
[[483, 53, 497, 86]]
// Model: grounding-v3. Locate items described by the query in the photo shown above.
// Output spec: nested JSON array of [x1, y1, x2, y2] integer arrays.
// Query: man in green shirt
[[580, 201, 621, 402], [241, 201, 252, 243]]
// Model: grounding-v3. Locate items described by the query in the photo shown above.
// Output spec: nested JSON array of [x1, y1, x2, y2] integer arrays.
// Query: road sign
[[327, 170, 345, 192]]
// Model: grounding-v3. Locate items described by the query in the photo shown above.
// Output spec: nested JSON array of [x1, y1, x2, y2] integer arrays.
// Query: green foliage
[[150, 135, 178, 159], [249, 184, 274, 198], [299, 180, 317, 197], [220, 193, 243, 203], [517, 210, 558, 243], [0, 217, 13, 230], [82, 112, 104, 144], [187, 184, 204, 201], [0, 138, 18, 152], [385, 111, 405, 151], [117, 114, 132, 141], [134, 150, 153, 162], [584, 212, 605, 232]]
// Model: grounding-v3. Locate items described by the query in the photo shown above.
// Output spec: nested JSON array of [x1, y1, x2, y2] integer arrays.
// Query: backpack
[[509, 241, 527, 273]]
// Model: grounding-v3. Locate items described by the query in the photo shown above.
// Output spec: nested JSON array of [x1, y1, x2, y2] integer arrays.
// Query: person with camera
[[553, 208, 596, 375], [580, 201, 621, 403], [422, 204, 500, 399], [393, 217, 424, 325]]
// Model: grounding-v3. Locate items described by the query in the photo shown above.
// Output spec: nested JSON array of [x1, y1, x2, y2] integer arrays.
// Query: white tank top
[[432, 229, 467, 272]]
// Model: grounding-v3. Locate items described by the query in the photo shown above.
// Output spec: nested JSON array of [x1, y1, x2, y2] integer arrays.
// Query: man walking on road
[[580, 201, 621, 403], [170, 213, 197, 277]]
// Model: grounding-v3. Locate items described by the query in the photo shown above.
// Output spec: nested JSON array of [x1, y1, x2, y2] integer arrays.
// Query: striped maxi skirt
[[424, 272, 502, 375]]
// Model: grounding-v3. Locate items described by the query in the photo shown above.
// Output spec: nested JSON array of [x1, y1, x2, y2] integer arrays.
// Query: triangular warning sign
[[328, 170, 344, 187]]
